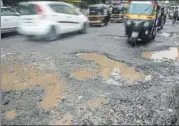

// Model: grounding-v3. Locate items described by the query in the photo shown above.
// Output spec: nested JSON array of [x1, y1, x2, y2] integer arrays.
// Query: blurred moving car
[[17, 1, 89, 41], [1, 7, 20, 34]]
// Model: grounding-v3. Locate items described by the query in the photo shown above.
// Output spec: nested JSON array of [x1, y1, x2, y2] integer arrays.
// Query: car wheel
[[80, 23, 88, 34], [45, 26, 58, 41]]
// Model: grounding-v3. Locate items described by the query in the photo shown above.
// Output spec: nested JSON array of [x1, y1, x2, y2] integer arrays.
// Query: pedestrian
[[172, 8, 178, 25]]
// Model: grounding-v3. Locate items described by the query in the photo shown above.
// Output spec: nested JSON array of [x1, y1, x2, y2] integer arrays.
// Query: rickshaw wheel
[[129, 38, 137, 47]]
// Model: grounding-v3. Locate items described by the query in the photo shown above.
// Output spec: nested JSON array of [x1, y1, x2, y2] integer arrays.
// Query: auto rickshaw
[[110, 6, 126, 23], [88, 4, 110, 26], [125, 1, 158, 46]]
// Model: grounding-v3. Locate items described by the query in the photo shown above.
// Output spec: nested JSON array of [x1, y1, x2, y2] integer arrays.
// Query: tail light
[[35, 4, 43, 14], [35, 4, 47, 20]]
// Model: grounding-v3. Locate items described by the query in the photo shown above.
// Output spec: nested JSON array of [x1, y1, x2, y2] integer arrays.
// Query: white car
[[17, 1, 89, 41], [1, 7, 20, 34]]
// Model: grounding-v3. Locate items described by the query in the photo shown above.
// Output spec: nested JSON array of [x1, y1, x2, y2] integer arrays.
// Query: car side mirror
[[14, 12, 20, 16]]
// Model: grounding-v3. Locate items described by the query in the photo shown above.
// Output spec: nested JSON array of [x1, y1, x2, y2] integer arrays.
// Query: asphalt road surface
[[1, 20, 179, 125]]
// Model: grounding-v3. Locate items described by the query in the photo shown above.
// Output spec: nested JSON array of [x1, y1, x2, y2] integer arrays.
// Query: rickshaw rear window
[[89, 7, 102, 15], [129, 3, 154, 15]]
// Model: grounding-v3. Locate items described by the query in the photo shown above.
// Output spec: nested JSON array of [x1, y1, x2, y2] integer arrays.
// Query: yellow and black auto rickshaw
[[111, 6, 126, 23], [88, 4, 110, 26], [125, 1, 158, 46]]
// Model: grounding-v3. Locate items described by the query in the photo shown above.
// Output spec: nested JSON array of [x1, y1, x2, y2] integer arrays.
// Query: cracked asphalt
[[1, 20, 179, 125]]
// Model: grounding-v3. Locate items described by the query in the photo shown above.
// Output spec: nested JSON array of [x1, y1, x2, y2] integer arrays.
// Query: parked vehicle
[[1, 7, 20, 34], [17, 1, 89, 41], [110, 6, 125, 23], [125, 1, 158, 46], [88, 4, 110, 27]]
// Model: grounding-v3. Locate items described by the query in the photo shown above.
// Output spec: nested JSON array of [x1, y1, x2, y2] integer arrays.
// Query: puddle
[[77, 53, 146, 83], [72, 68, 97, 80], [1, 64, 66, 111], [143, 47, 179, 61], [5, 109, 16, 120], [51, 114, 73, 125], [87, 97, 107, 109]]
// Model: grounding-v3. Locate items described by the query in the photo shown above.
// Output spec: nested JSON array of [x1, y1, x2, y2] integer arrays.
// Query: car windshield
[[129, 3, 154, 15]]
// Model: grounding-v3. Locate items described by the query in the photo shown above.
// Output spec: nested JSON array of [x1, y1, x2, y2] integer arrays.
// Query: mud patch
[[72, 68, 97, 80], [5, 109, 16, 120], [51, 114, 73, 125], [77, 53, 146, 83], [142, 47, 179, 61], [87, 97, 108, 109], [1, 64, 66, 111]]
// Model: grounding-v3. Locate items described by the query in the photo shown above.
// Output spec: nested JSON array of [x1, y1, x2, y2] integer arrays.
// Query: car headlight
[[144, 22, 150, 27], [126, 20, 131, 25]]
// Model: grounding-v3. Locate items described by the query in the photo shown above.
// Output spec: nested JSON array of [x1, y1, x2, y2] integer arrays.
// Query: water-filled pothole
[[72, 68, 97, 80], [142, 47, 179, 61], [1, 64, 66, 111], [76, 53, 146, 83]]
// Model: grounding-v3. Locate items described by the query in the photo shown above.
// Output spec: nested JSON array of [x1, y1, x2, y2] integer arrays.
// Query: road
[[1, 20, 179, 125]]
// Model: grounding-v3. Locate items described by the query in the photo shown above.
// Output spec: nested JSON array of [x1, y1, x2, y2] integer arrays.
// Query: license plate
[[132, 32, 139, 37]]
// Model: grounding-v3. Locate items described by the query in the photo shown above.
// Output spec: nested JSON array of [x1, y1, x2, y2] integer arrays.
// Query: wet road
[[1, 20, 179, 125]]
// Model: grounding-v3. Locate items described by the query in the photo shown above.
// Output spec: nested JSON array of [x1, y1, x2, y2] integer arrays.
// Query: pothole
[[76, 53, 146, 83], [5, 109, 16, 120], [72, 68, 98, 80], [1, 64, 66, 111], [142, 47, 179, 61]]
